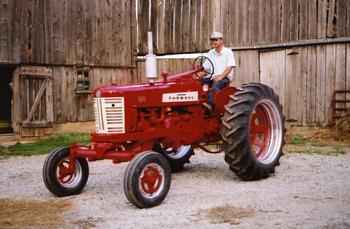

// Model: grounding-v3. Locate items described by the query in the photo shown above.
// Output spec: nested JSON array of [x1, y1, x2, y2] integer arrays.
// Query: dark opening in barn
[[0, 65, 15, 133]]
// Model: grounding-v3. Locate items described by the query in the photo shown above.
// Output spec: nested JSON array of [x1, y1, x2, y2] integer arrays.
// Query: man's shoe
[[202, 102, 213, 113]]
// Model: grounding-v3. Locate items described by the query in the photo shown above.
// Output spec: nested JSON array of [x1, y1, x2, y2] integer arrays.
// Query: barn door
[[12, 66, 53, 136], [259, 50, 286, 103]]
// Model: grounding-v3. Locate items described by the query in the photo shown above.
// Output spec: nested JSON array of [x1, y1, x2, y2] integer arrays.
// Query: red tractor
[[43, 57, 285, 208]]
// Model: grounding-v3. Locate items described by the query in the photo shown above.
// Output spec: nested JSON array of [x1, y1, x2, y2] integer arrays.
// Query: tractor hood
[[92, 69, 204, 107]]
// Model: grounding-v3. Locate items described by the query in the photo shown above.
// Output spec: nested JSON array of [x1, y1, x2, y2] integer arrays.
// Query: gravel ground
[[1, 151, 350, 229]]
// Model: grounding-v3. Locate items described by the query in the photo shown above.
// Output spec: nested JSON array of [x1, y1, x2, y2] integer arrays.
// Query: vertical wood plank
[[260, 50, 286, 108], [195, 0, 201, 51], [233, 0, 240, 46], [347, 0, 350, 37], [257, 0, 266, 43], [174, 0, 183, 52], [201, 0, 210, 50], [316, 45, 327, 125], [346, 44, 350, 111], [336, 0, 347, 37], [281, 0, 290, 42], [190, 0, 197, 52], [289, 0, 298, 41], [327, 0, 336, 38], [0, 0, 10, 62], [270, 0, 280, 43], [308, 0, 318, 39], [307, 46, 317, 124], [325, 44, 337, 124], [137, 0, 150, 55], [297, 0, 308, 40], [317, 0, 328, 38], [241, 0, 249, 45], [249, 0, 259, 44], [182, 0, 191, 52], [335, 44, 347, 111], [284, 48, 307, 125], [264, 0, 273, 43]]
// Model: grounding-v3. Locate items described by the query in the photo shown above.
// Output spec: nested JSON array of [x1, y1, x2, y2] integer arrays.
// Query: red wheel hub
[[249, 104, 272, 160], [140, 164, 163, 195], [58, 160, 75, 184]]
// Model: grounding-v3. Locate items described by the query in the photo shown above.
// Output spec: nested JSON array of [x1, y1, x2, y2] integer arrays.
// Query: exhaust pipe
[[145, 31, 157, 83]]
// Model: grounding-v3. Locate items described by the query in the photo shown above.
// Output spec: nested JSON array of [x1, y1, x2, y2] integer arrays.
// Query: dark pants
[[202, 77, 230, 107]]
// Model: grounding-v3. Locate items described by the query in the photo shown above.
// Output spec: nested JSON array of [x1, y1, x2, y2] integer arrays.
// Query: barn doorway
[[0, 65, 15, 133]]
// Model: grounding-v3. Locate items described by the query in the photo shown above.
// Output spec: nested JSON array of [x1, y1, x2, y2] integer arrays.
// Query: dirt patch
[[71, 217, 102, 229], [195, 205, 255, 225], [0, 198, 71, 229]]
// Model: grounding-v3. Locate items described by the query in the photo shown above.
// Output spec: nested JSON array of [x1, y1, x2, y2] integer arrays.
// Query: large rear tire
[[221, 83, 285, 180]]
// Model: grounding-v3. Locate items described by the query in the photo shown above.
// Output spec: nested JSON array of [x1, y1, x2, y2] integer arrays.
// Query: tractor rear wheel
[[221, 83, 285, 180], [43, 147, 89, 196], [123, 151, 171, 208]]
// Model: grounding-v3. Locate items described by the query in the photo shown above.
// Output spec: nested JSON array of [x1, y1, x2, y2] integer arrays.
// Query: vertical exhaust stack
[[145, 31, 157, 83]]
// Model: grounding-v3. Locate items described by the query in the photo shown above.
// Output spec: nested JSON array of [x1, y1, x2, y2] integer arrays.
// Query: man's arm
[[213, 66, 234, 82]]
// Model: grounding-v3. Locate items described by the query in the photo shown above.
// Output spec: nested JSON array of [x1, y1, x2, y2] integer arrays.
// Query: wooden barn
[[1, 0, 350, 138], [0, 0, 137, 137]]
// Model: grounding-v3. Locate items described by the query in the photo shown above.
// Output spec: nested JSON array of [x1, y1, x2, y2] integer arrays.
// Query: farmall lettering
[[43, 56, 285, 209], [162, 91, 198, 102]]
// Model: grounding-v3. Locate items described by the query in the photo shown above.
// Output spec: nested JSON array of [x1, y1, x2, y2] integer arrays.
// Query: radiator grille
[[94, 97, 125, 134]]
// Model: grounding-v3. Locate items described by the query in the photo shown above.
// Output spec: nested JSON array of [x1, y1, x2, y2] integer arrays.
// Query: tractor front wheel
[[43, 147, 89, 196], [123, 151, 171, 208], [221, 83, 285, 180]]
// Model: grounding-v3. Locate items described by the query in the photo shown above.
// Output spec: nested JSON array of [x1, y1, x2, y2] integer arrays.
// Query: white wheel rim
[[165, 145, 191, 159], [249, 99, 283, 165]]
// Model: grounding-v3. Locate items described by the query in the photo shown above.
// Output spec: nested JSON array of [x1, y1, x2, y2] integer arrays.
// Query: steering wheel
[[193, 56, 215, 80]]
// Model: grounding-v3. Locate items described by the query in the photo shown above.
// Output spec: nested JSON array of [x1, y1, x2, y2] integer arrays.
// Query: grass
[[285, 144, 347, 156], [0, 133, 90, 157], [287, 131, 348, 156], [285, 126, 350, 156], [289, 134, 308, 145]]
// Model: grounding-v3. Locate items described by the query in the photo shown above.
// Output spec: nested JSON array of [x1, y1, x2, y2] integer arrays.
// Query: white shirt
[[205, 47, 236, 81]]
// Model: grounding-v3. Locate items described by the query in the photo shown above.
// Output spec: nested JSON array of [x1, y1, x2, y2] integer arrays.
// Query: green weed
[[0, 133, 90, 157]]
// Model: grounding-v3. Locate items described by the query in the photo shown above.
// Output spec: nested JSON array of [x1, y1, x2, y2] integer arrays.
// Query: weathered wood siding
[[51, 67, 137, 123], [137, 43, 350, 126], [137, 0, 214, 55], [0, 0, 135, 67], [13, 66, 136, 137], [138, 0, 350, 54], [258, 44, 350, 126]]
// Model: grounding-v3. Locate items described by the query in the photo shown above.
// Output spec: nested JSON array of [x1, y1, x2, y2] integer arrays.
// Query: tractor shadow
[[177, 162, 240, 182]]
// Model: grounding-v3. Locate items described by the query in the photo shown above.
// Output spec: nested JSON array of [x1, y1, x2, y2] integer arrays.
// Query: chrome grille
[[94, 97, 125, 134]]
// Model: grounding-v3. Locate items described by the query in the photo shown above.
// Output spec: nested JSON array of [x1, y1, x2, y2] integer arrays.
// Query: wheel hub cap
[[139, 163, 164, 198], [56, 158, 82, 188]]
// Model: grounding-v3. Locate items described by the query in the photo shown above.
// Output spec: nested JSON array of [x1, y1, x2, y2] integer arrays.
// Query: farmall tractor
[[43, 54, 285, 208]]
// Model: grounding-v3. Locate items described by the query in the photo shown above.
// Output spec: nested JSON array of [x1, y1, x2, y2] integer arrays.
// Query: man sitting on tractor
[[202, 32, 236, 112]]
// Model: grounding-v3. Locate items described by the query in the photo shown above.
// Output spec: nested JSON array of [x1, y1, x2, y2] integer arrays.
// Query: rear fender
[[214, 86, 236, 114]]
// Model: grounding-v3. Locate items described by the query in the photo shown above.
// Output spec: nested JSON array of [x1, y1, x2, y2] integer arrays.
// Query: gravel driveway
[[1, 151, 350, 229]]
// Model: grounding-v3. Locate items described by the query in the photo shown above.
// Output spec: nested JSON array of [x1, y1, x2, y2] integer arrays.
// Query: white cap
[[210, 31, 223, 39]]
